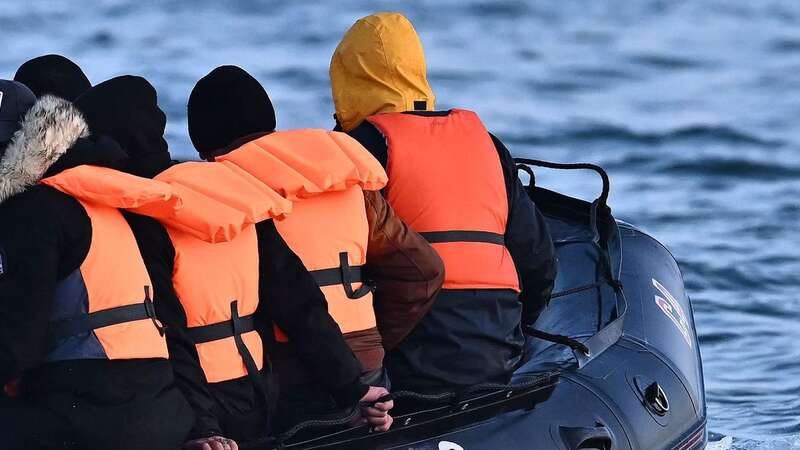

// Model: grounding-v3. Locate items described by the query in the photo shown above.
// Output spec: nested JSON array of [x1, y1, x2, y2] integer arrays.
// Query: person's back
[[187, 66, 440, 430], [69, 75, 283, 447], [330, 13, 557, 392], [0, 81, 192, 449]]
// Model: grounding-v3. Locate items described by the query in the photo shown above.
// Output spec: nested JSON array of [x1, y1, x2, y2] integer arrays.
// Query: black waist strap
[[188, 301, 269, 405], [186, 311, 256, 344], [311, 265, 365, 287], [49, 286, 164, 343], [309, 252, 374, 300], [420, 230, 505, 245]]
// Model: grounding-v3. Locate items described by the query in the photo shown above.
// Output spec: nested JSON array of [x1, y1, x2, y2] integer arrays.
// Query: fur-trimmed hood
[[0, 95, 89, 203]]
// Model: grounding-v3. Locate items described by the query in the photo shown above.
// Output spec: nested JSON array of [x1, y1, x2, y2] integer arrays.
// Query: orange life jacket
[[216, 130, 388, 337], [149, 162, 291, 384], [40, 166, 175, 361], [367, 109, 521, 291], [168, 225, 263, 383]]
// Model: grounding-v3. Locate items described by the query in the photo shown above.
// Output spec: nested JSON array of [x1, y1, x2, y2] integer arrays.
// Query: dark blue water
[[3, 1, 799, 448]]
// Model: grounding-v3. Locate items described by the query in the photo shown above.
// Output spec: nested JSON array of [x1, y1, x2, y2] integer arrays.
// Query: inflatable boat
[[249, 159, 707, 450]]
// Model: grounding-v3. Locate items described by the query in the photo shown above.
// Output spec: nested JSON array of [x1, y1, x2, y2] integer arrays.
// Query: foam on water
[[3, 1, 799, 446]]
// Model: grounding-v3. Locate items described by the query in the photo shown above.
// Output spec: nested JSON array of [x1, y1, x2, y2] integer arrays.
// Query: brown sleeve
[[363, 190, 444, 350]]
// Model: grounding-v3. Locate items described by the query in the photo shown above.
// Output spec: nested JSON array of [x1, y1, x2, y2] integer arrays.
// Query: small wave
[[265, 67, 326, 86], [628, 53, 708, 70], [526, 79, 597, 93], [699, 331, 739, 345], [87, 30, 115, 47], [466, 1, 531, 18], [706, 435, 733, 450], [516, 49, 541, 60], [504, 124, 781, 148], [768, 37, 800, 53], [660, 158, 800, 180], [560, 66, 640, 81]]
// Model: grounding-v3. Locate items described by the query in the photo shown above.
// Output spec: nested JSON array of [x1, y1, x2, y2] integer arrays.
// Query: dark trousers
[[0, 386, 193, 450], [386, 289, 524, 393], [0, 396, 74, 450]]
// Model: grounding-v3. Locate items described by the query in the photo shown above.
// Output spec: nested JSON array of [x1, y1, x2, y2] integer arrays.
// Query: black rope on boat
[[550, 280, 607, 300], [240, 407, 361, 449], [242, 372, 559, 449], [525, 327, 590, 356]]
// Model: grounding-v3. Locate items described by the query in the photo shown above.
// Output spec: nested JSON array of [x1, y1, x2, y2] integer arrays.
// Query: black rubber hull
[[260, 166, 707, 450]]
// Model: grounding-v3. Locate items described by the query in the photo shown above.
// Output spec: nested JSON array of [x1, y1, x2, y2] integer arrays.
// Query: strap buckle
[[338, 252, 374, 299], [143, 286, 166, 336], [309, 253, 375, 300]]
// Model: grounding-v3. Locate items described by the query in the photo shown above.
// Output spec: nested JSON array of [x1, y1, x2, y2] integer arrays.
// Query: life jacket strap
[[420, 230, 506, 245], [185, 308, 256, 344], [49, 286, 165, 343], [309, 252, 375, 299], [188, 301, 270, 404]]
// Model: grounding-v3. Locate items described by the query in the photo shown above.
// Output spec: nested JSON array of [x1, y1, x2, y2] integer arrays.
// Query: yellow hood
[[330, 12, 435, 132]]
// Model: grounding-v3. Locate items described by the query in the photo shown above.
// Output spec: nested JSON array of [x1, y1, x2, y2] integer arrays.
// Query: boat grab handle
[[559, 424, 614, 450], [514, 158, 611, 209]]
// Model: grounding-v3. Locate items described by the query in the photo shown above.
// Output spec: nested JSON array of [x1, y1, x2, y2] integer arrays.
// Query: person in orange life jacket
[[187, 65, 443, 431], [14, 54, 91, 101], [0, 79, 193, 450], [330, 13, 558, 393], [91, 73, 396, 445]]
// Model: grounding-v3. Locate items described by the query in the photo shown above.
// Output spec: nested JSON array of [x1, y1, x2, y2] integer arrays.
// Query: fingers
[[372, 399, 394, 412], [362, 406, 386, 418], [370, 413, 394, 432], [360, 386, 390, 403], [184, 436, 236, 450], [208, 437, 234, 450]]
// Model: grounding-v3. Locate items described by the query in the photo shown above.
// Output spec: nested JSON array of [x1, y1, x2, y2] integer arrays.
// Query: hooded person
[[14, 54, 92, 101], [186, 65, 444, 431], [0, 77, 194, 449], [329, 12, 557, 393]]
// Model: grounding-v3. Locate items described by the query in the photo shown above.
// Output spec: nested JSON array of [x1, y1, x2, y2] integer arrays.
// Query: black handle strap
[[514, 158, 611, 209], [514, 159, 626, 367]]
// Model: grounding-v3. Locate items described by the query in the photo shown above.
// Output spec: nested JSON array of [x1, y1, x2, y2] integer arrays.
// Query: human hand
[[358, 386, 395, 432], [183, 435, 239, 450]]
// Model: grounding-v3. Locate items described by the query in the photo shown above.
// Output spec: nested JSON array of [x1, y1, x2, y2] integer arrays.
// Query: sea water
[[2, 1, 799, 448]]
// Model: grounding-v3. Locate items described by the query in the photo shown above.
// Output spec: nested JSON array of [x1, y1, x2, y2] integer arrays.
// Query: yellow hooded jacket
[[330, 12, 436, 132]]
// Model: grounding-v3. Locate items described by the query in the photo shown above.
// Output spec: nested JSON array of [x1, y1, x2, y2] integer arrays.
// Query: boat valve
[[644, 382, 670, 416]]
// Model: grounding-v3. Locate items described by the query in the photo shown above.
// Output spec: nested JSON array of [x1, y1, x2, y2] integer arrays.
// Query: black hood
[[14, 54, 91, 101], [76, 75, 171, 178]]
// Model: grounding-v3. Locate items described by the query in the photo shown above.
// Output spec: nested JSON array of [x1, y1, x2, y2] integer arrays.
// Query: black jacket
[[346, 112, 556, 391], [0, 96, 193, 450]]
